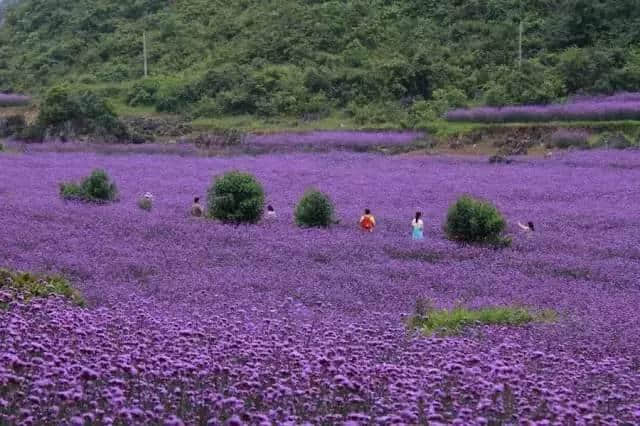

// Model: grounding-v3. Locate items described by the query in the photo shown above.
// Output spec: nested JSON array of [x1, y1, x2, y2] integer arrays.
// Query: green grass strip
[[408, 304, 556, 336]]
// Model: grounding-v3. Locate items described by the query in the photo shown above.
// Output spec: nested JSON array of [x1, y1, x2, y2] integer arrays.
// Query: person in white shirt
[[518, 221, 535, 233], [266, 204, 277, 220], [518, 222, 536, 237], [412, 211, 424, 240]]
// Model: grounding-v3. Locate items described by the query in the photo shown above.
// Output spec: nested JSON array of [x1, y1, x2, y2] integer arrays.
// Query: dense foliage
[[36, 85, 129, 142], [444, 195, 507, 245], [294, 188, 335, 228], [60, 168, 119, 203], [207, 171, 265, 224], [1, 0, 640, 122]]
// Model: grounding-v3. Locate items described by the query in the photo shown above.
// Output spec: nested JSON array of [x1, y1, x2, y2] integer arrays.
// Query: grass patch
[[408, 301, 556, 336], [0, 268, 85, 306]]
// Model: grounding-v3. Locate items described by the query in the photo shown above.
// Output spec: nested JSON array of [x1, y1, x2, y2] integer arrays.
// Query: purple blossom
[[0, 93, 31, 107], [446, 92, 640, 122], [1, 150, 640, 423]]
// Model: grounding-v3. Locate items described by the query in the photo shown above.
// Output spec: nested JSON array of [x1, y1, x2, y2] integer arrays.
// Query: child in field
[[191, 197, 204, 217], [266, 204, 277, 219], [359, 209, 376, 232], [411, 211, 424, 240]]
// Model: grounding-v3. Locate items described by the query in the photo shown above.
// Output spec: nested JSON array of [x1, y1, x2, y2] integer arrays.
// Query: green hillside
[[1, 0, 640, 127]]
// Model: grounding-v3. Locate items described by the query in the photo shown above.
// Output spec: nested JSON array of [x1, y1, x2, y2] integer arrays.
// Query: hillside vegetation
[[1, 0, 640, 127]]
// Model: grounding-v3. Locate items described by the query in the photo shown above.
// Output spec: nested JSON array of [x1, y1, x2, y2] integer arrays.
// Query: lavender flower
[[1, 150, 640, 423], [446, 93, 640, 123], [0, 93, 31, 107]]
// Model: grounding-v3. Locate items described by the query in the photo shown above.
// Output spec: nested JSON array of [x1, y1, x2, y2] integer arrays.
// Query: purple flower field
[[446, 92, 640, 123], [248, 131, 423, 147], [1, 150, 640, 424], [0, 93, 31, 107]]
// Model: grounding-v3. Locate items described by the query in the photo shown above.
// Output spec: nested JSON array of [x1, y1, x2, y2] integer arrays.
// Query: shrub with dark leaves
[[207, 171, 264, 224], [295, 189, 335, 228], [444, 195, 507, 245], [60, 169, 118, 203]]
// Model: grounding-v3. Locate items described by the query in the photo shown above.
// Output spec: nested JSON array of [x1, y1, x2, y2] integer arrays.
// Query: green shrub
[[38, 85, 129, 142], [207, 171, 264, 224], [137, 196, 153, 211], [126, 78, 161, 106], [295, 189, 335, 228], [0, 268, 85, 306], [60, 169, 118, 203], [444, 195, 507, 245]]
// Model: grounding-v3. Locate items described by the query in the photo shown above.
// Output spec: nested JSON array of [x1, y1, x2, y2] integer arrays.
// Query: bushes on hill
[[444, 196, 508, 246], [207, 171, 264, 224], [60, 169, 118, 203], [36, 85, 129, 142], [295, 189, 335, 228]]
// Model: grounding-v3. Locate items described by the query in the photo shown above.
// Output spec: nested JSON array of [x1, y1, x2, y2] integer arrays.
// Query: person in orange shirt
[[359, 208, 376, 232]]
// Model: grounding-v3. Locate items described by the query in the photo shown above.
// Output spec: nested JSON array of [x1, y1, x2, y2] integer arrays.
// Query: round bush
[[444, 195, 506, 244], [207, 171, 264, 224], [81, 169, 118, 201], [60, 169, 118, 203], [295, 189, 335, 228]]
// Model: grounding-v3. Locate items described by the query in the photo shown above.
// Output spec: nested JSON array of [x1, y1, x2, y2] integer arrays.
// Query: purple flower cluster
[[248, 131, 423, 147], [568, 92, 640, 104], [446, 93, 640, 123], [1, 150, 640, 424], [0, 93, 31, 107]]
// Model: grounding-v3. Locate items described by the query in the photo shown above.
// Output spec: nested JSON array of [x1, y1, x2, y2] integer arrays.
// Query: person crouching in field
[[359, 209, 376, 232], [191, 197, 204, 217], [266, 204, 277, 220], [411, 211, 424, 240], [518, 221, 535, 238], [518, 221, 534, 232]]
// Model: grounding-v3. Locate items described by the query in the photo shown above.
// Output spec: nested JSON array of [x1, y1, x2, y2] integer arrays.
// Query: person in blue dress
[[411, 211, 424, 240]]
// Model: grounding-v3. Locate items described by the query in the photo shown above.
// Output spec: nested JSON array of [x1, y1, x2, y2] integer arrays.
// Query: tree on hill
[[1, 0, 639, 122]]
